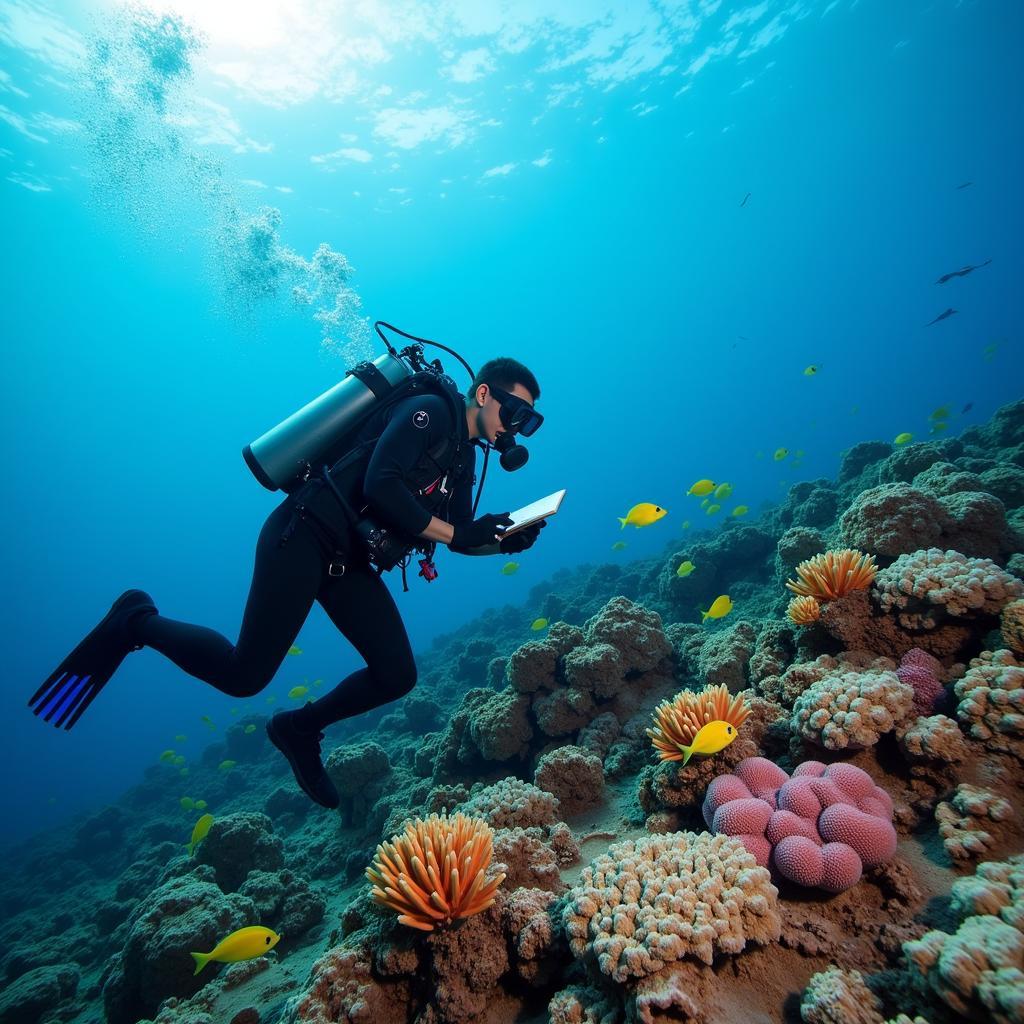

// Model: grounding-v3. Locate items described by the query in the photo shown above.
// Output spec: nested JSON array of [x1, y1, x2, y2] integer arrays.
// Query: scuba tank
[[243, 322, 497, 589]]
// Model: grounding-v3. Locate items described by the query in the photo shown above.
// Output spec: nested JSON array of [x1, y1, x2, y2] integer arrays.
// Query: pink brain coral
[[703, 757, 897, 893]]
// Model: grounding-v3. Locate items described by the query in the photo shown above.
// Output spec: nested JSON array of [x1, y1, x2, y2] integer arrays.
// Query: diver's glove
[[451, 512, 514, 549], [499, 519, 546, 554]]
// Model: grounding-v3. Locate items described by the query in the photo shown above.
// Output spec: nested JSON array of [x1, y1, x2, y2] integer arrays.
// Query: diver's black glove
[[451, 512, 514, 549], [499, 519, 546, 554]]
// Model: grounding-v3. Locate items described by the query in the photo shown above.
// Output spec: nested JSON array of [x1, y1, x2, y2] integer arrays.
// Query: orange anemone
[[785, 548, 878, 600], [646, 683, 751, 763], [365, 812, 506, 932], [787, 595, 821, 625]]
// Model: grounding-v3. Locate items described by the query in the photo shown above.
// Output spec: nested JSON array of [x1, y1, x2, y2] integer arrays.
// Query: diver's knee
[[393, 661, 418, 697]]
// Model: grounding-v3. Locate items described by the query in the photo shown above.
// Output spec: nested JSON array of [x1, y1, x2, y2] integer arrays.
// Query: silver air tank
[[242, 351, 414, 492]]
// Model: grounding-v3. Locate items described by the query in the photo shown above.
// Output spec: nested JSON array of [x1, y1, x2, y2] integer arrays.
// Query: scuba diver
[[29, 323, 547, 810]]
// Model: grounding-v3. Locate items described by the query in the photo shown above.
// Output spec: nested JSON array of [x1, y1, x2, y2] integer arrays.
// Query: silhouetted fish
[[936, 258, 991, 284], [739, 192, 750, 207], [925, 308, 958, 326], [955, 181, 973, 189], [962, 402, 973, 414]]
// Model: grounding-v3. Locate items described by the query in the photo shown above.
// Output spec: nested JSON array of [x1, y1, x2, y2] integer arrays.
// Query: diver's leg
[[290, 565, 418, 733], [132, 501, 322, 697]]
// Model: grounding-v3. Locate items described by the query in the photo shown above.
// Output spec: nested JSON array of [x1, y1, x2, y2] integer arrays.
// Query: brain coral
[[791, 667, 914, 750], [562, 830, 780, 981], [952, 649, 1024, 756], [874, 548, 1023, 629], [703, 757, 897, 894]]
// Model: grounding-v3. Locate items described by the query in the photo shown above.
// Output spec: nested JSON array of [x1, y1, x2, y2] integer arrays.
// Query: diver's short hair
[[466, 357, 541, 404]]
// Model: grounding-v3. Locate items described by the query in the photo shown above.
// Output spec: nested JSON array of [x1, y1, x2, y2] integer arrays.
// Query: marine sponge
[[874, 548, 1023, 629], [562, 830, 780, 980], [935, 783, 1014, 862], [703, 757, 897, 894], [785, 548, 878, 600], [646, 683, 751, 762], [787, 595, 821, 625], [365, 811, 506, 932], [791, 667, 914, 750], [953, 649, 1024, 754]]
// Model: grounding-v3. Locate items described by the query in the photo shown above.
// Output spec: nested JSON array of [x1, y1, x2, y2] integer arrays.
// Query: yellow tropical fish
[[676, 561, 696, 578], [687, 479, 716, 497], [195, 800, 207, 811], [180, 797, 195, 811], [701, 595, 733, 622], [803, 365, 819, 376], [201, 715, 216, 730], [287, 645, 302, 656], [773, 448, 788, 461], [929, 422, 949, 434], [706, 503, 721, 515], [218, 759, 237, 772], [312, 678, 323, 688], [677, 720, 740, 766], [700, 497, 709, 508], [611, 541, 627, 550], [159, 749, 176, 764], [531, 618, 549, 631], [713, 483, 733, 500], [731, 505, 749, 517], [175, 734, 187, 743], [244, 724, 257, 734], [681, 520, 690, 530], [501, 561, 520, 575], [894, 432, 913, 445], [930, 404, 951, 420], [191, 925, 281, 976], [619, 503, 668, 528], [288, 685, 309, 699], [188, 813, 214, 857], [173, 755, 186, 766]]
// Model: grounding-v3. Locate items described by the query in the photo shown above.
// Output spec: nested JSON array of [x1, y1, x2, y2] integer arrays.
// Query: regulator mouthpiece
[[495, 430, 529, 471]]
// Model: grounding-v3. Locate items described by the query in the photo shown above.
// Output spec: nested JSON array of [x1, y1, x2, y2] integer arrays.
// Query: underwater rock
[[839, 484, 949, 558], [0, 962, 80, 1024], [193, 812, 285, 893], [533, 744, 605, 816]]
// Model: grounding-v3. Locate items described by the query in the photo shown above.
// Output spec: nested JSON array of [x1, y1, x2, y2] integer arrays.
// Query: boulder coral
[[953, 649, 1024, 757], [562, 830, 780, 980], [935, 783, 1014, 862], [791, 665, 914, 750], [703, 757, 897, 894]]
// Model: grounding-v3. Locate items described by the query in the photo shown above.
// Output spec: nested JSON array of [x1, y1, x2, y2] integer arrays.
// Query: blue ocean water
[[2, 0, 1021, 853]]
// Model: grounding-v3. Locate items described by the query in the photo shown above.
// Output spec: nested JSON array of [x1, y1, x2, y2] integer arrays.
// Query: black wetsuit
[[133, 392, 483, 732]]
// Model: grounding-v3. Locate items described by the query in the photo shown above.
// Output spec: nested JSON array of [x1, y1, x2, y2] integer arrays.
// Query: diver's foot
[[120, 590, 159, 648], [266, 710, 340, 810]]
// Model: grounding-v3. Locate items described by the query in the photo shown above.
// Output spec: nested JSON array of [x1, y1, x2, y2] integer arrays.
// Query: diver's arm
[[443, 447, 501, 555]]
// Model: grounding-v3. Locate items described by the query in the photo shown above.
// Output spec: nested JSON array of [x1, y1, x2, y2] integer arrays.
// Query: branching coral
[[646, 683, 751, 762], [788, 595, 822, 625], [365, 812, 506, 932], [785, 548, 879, 600]]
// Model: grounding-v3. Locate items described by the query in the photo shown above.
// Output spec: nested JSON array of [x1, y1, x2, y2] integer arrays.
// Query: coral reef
[[953, 649, 1024, 758]]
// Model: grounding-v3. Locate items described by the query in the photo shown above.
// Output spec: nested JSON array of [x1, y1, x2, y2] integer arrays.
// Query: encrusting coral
[[903, 854, 1024, 1022], [365, 812, 506, 932], [562, 830, 780, 980], [785, 548, 879, 600], [935, 783, 1014, 862], [645, 683, 751, 762]]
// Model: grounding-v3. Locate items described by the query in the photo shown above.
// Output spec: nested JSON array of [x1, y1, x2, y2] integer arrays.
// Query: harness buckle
[[328, 561, 347, 576]]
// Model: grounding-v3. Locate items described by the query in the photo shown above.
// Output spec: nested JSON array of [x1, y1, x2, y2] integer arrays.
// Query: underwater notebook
[[502, 488, 566, 535]]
